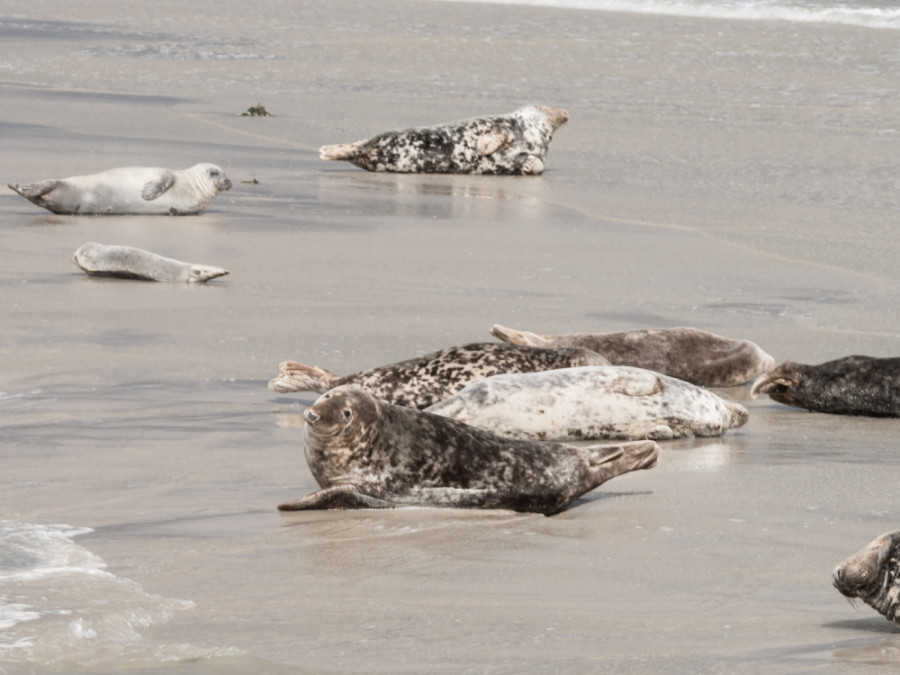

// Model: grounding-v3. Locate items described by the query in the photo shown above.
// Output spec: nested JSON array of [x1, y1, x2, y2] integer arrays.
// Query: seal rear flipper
[[141, 171, 176, 200], [319, 142, 365, 161], [187, 265, 229, 283], [268, 361, 340, 393], [8, 180, 59, 199], [489, 324, 551, 347], [278, 485, 395, 510], [584, 440, 659, 486]]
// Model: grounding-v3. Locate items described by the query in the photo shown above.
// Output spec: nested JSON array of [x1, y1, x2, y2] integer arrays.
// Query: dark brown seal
[[319, 105, 568, 175], [278, 385, 660, 515], [833, 531, 900, 624], [490, 324, 775, 387], [751, 356, 900, 416], [268, 342, 609, 410]]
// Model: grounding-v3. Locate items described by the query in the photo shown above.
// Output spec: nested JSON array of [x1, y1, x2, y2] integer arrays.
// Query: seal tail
[[489, 324, 552, 348], [584, 440, 659, 487], [268, 361, 340, 394], [319, 143, 365, 161]]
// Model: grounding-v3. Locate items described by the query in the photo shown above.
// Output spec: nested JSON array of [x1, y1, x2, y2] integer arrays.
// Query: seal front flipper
[[278, 485, 395, 510], [268, 361, 340, 394], [141, 172, 176, 200], [476, 130, 513, 156]]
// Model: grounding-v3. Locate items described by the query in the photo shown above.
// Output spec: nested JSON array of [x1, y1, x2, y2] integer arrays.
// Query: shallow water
[[2, 0, 900, 672]]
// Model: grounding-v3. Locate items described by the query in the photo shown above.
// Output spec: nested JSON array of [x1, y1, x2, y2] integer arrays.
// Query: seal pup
[[8, 163, 232, 215], [751, 356, 900, 416], [425, 366, 749, 442], [73, 242, 229, 282], [833, 531, 900, 624], [490, 324, 775, 387], [268, 342, 609, 410], [278, 385, 660, 515], [319, 105, 568, 175]]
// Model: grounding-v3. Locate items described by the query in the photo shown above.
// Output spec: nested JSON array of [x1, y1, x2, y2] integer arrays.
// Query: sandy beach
[[2, 0, 900, 672]]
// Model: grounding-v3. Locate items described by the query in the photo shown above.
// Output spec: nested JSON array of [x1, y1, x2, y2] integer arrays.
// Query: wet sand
[[2, 0, 900, 672]]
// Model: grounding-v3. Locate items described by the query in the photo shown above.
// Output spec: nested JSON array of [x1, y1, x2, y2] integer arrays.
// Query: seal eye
[[342, 408, 352, 423]]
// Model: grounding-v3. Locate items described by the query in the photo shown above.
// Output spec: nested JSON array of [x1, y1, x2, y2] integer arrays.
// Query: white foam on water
[[433, 0, 900, 30], [0, 521, 238, 669]]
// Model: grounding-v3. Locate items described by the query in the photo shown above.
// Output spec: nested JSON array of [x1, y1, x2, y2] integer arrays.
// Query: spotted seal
[[833, 531, 900, 624], [73, 242, 229, 282], [425, 366, 749, 442], [268, 342, 609, 410], [751, 356, 900, 416], [8, 163, 232, 215], [490, 324, 775, 387], [319, 105, 568, 175], [277, 385, 660, 515]]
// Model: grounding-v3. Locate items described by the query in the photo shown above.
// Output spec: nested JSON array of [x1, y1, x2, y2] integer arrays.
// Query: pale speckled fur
[[319, 105, 568, 175], [426, 366, 749, 441]]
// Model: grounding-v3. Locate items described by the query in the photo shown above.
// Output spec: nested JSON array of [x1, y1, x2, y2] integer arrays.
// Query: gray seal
[[268, 342, 609, 410], [490, 324, 775, 387], [277, 385, 660, 515], [751, 356, 900, 416], [833, 531, 900, 624], [8, 163, 232, 215], [425, 366, 749, 442], [319, 105, 568, 175], [73, 242, 229, 283]]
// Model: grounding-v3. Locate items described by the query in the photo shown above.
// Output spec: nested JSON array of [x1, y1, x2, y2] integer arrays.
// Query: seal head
[[833, 531, 900, 624]]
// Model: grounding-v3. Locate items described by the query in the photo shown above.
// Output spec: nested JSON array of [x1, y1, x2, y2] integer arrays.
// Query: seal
[[751, 356, 900, 416], [268, 342, 609, 409], [8, 163, 232, 215], [319, 105, 568, 175], [73, 242, 229, 283], [277, 385, 660, 515], [490, 324, 775, 387], [833, 531, 900, 624], [425, 366, 749, 442]]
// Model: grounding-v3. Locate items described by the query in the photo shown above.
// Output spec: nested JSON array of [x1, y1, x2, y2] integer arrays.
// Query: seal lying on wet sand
[[319, 105, 568, 175], [490, 324, 774, 387], [73, 242, 229, 282], [278, 385, 660, 515], [425, 366, 749, 441], [268, 342, 609, 410], [833, 531, 900, 624], [751, 356, 900, 416], [8, 163, 232, 215]]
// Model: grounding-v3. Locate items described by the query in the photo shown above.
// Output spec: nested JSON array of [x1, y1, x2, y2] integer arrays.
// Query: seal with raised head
[[833, 531, 900, 624], [278, 385, 660, 515], [8, 163, 232, 215], [73, 242, 229, 283], [751, 356, 900, 416], [490, 324, 775, 387], [319, 105, 568, 175], [425, 366, 749, 442], [268, 342, 609, 410]]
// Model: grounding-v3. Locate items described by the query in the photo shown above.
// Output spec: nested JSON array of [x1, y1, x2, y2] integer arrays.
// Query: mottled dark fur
[[278, 386, 659, 515], [490, 324, 774, 387], [269, 342, 609, 409], [752, 356, 900, 416], [833, 531, 900, 624], [319, 105, 567, 175]]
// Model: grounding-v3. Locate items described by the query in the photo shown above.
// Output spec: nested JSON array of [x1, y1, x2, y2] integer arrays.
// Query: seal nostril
[[305, 410, 319, 423]]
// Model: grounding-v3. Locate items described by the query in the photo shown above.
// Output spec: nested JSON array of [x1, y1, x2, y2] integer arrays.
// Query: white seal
[[8, 163, 232, 215], [319, 105, 568, 175], [73, 242, 229, 282], [425, 366, 749, 441]]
